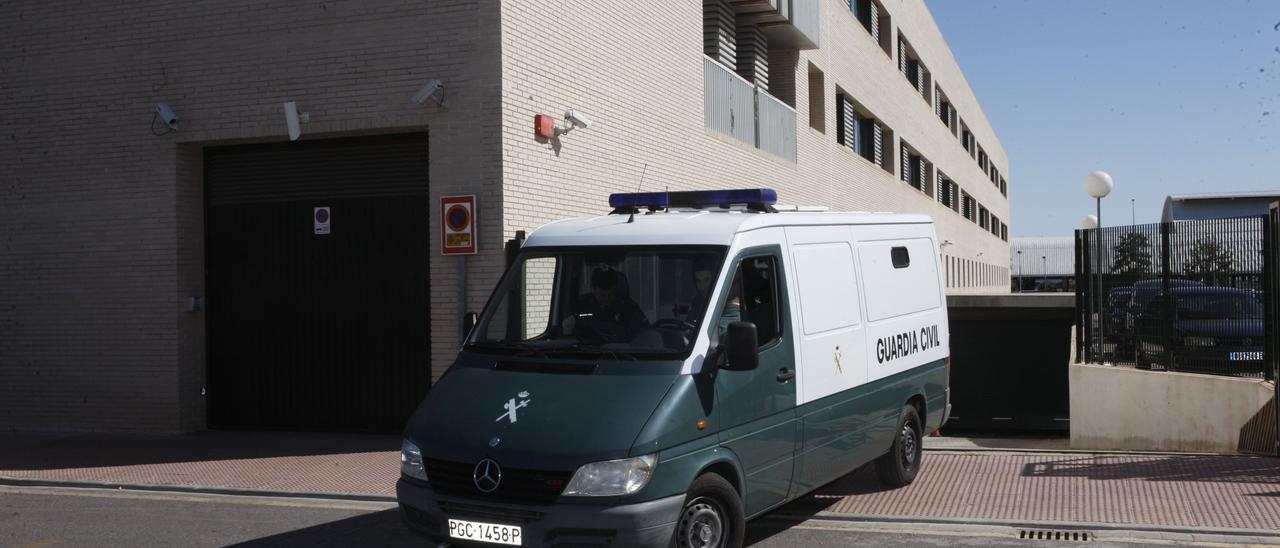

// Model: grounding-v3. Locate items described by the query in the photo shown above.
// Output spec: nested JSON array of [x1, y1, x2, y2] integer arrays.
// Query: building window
[[1000, 176, 1007, 197], [899, 140, 932, 196], [808, 64, 825, 133], [1001, 222, 1009, 242], [978, 206, 990, 230], [977, 147, 988, 172], [962, 192, 975, 222], [935, 85, 956, 135], [850, 0, 891, 56], [897, 35, 931, 106], [960, 122, 975, 158]]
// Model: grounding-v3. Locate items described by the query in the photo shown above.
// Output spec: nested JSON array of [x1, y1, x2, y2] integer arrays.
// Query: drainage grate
[[1018, 529, 1092, 542]]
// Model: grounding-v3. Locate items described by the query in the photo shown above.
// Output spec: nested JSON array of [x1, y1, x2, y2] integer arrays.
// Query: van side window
[[723, 256, 782, 347], [891, 246, 910, 268]]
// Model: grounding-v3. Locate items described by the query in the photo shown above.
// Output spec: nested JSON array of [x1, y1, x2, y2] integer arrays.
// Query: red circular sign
[[445, 204, 470, 231]]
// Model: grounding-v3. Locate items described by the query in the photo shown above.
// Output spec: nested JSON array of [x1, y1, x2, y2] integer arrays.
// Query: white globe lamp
[[1082, 214, 1098, 230], [1084, 171, 1113, 199]]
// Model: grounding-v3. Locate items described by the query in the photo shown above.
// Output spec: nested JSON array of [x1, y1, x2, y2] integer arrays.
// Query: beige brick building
[[0, 0, 1009, 433]]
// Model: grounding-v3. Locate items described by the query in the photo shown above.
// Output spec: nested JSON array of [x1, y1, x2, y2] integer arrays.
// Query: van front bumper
[[396, 479, 684, 547]]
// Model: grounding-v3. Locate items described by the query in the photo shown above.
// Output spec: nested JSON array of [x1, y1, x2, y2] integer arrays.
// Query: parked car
[[1133, 287, 1264, 373], [1105, 286, 1133, 339], [1119, 279, 1203, 355]]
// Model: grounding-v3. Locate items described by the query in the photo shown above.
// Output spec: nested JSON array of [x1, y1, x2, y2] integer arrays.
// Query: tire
[[671, 473, 744, 548], [875, 404, 923, 487]]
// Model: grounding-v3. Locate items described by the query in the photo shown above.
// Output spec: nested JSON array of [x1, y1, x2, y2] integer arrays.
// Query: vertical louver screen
[[704, 0, 737, 68], [901, 143, 911, 182], [872, 123, 884, 168], [836, 94, 854, 148], [735, 23, 769, 89], [899, 39, 908, 75], [868, 1, 879, 42]]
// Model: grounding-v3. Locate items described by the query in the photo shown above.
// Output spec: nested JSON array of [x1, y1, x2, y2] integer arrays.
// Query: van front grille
[[425, 458, 571, 505]]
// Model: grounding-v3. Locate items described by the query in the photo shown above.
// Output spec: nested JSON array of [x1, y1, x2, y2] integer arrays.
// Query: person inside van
[[571, 267, 650, 342], [708, 267, 743, 338], [680, 259, 719, 323]]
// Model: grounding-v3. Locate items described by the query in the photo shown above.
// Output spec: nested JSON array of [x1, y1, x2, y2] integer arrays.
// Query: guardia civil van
[[398, 189, 951, 548]]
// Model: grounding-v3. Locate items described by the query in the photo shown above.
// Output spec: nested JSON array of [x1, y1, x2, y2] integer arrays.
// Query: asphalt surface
[[2, 486, 1276, 548]]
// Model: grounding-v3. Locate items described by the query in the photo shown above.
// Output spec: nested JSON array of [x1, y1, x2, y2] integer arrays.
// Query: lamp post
[[1085, 171, 1114, 362], [1016, 250, 1023, 292], [1041, 255, 1047, 291]]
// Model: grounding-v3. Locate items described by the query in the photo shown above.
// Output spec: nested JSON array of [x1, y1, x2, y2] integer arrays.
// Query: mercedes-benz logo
[[473, 458, 502, 493]]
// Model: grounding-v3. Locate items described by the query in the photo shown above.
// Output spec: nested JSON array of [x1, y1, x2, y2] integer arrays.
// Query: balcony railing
[[704, 56, 797, 162]]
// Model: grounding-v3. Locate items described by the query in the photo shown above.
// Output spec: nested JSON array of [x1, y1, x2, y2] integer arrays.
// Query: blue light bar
[[608, 188, 778, 210], [608, 192, 670, 209]]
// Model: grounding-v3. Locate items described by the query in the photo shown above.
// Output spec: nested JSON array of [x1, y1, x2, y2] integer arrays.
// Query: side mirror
[[462, 312, 478, 339], [721, 321, 759, 371]]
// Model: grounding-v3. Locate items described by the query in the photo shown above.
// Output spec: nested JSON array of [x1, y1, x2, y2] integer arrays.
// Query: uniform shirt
[[573, 294, 651, 341]]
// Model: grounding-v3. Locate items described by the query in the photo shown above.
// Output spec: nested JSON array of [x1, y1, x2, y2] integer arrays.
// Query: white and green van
[[398, 189, 950, 548]]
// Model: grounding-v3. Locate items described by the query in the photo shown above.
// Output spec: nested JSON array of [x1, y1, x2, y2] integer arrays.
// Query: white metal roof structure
[[1162, 191, 1280, 222], [1010, 236, 1075, 277], [524, 209, 933, 247]]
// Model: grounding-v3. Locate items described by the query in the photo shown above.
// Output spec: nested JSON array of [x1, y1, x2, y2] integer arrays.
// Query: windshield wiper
[[465, 341, 548, 357], [561, 344, 638, 362]]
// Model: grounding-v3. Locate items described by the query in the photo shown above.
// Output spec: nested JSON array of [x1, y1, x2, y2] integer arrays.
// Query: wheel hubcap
[[679, 497, 724, 548], [901, 423, 918, 467]]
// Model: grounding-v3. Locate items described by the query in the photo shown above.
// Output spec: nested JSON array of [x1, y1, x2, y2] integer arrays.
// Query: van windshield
[[466, 246, 728, 359]]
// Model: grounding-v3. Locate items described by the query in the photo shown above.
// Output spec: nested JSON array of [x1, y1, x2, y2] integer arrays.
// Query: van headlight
[[400, 439, 428, 481], [562, 454, 657, 497]]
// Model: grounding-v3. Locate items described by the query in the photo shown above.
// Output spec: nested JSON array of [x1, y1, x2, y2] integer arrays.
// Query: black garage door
[[205, 134, 431, 433]]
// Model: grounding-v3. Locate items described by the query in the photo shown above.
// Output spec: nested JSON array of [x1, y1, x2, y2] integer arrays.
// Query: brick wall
[[498, 0, 1011, 297], [0, 0, 504, 432]]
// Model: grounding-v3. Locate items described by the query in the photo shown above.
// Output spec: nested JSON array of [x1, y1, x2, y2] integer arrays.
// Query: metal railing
[[703, 56, 797, 162], [1076, 216, 1271, 379]]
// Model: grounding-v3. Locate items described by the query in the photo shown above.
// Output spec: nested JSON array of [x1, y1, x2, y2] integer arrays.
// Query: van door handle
[[776, 368, 795, 382]]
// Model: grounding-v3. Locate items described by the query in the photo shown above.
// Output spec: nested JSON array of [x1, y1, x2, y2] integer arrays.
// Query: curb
[[767, 511, 1280, 540], [0, 476, 397, 503], [923, 444, 1269, 458]]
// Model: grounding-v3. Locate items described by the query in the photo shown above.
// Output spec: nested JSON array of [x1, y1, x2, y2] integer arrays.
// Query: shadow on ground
[[744, 464, 887, 546], [228, 508, 424, 547], [1022, 454, 1280, 483], [0, 431, 398, 471]]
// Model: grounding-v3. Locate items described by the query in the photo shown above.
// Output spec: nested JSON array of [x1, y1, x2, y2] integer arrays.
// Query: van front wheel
[[672, 473, 744, 548], [875, 405, 923, 487]]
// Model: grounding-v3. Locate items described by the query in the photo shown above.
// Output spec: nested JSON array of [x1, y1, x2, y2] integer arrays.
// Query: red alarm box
[[534, 114, 557, 139]]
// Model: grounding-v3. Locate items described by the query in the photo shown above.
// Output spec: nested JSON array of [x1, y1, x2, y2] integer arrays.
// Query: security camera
[[284, 101, 302, 141], [155, 102, 178, 130], [565, 110, 592, 129], [410, 79, 447, 107]]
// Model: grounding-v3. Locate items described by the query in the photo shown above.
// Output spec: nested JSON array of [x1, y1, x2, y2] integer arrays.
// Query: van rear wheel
[[672, 473, 743, 548], [875, 405, 923, 487]]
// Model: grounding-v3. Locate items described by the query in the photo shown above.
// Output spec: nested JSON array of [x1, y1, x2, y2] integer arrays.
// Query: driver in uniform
[[572, 267, 649, 341]]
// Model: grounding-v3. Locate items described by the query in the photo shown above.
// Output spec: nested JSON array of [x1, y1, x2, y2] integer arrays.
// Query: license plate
[[447, 518, 522, 546], [1229, 352, 1263, 361]]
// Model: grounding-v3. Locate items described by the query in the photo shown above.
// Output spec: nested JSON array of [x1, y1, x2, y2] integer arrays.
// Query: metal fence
[[1075, 216, 1272, 379]]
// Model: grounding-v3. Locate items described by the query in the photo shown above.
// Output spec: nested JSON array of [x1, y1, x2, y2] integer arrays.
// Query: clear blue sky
[[925, 0, 1279, 237]]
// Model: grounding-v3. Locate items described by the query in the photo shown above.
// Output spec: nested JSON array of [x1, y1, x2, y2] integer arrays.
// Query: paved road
[[1, 486, 1274, 548]]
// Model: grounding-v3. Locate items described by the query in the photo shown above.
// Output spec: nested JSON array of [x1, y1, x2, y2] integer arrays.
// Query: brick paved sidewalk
[[0, 431, 400, 498], [2, 432, 1278, 531], [790, 451, 1280, 531]]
